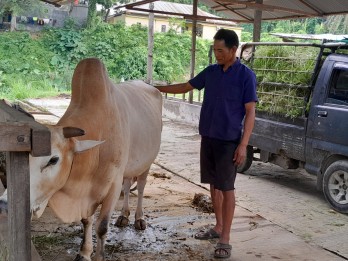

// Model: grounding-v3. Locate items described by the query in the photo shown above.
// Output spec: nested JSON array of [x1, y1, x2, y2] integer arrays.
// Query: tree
[[86, 0, 97, 28], [325, 15, 348, 34], [86, 0, 118, 27], [0, 0, 42, 31], [97, 0, 118, 22]]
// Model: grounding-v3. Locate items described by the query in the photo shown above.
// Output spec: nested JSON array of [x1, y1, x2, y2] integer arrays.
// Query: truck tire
[[323, 160, 348, 214], [237, 145, 253, 173]]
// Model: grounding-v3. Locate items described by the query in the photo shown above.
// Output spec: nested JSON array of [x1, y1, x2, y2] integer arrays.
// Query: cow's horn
[[63, 127, 86, 138]]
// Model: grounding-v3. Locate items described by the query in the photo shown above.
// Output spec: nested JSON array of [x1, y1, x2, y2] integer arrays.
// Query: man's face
[[213, 39, 237, 65]]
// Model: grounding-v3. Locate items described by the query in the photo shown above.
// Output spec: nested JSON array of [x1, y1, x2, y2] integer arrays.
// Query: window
[[161, 25, 166, 32], [327, 67, 348, 105]]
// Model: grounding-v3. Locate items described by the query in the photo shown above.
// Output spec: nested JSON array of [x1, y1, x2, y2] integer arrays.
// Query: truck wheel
[[323, 160, 348, 214], [237, 145, 253, 173]]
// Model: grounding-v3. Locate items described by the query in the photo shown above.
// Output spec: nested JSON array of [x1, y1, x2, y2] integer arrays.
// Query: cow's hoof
[[134, 219, 146, 230], [115, 215, 129, 227], [74, 254, 91, 261]]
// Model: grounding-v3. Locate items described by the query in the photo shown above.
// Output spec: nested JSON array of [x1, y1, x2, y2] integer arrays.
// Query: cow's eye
[[48, 156, 59, 166]]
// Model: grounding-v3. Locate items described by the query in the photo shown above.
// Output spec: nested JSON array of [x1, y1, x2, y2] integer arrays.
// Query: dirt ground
[[5, 97, 348, 261]]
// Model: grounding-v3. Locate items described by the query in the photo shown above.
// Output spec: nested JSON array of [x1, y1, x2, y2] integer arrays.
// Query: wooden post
[[7, 152, 31, 261], [253, 0, 263, 42], [0, 100, 51, 261], [189, 0, 198, 104], [147, 3, 155, 85]]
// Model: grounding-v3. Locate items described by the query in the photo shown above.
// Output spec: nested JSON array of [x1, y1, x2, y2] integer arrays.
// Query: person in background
[[154, 28, 257, 259]]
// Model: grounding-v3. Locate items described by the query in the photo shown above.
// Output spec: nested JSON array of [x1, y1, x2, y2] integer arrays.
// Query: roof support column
[[189, 0, 198, 103], [253, 0, 263, 42], [147, 2, 155, 84]]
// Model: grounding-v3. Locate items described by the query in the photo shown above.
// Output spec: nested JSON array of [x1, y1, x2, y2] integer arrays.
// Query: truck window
[[327, 68, 348, 105]]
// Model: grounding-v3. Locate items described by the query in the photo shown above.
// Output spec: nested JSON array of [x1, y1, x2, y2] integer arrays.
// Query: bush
[[0, 22, 211, 100]]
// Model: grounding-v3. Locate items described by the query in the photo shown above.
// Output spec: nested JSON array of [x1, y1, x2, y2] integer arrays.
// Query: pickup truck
[[236, 41, 348, 214]]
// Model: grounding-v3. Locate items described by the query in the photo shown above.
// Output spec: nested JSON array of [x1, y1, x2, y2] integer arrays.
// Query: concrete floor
[[2, 96, 347, 261]]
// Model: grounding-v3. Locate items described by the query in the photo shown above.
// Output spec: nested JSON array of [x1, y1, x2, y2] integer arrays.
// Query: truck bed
[[249, 111, 307, 162]]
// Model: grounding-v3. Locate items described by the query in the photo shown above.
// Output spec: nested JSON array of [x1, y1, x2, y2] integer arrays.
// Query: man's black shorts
[[200, 136, 238, 191]]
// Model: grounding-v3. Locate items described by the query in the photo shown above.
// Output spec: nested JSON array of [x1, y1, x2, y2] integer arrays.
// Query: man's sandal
[[214, 243, 232, 259], [194, 228, 220, 240]]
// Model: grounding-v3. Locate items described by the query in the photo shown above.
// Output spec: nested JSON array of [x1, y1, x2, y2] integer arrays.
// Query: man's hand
[[233, 144, 247, 166]]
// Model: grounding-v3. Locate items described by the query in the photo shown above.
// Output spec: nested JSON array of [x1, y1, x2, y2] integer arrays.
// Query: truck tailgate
[[250, 113, 306, 161]]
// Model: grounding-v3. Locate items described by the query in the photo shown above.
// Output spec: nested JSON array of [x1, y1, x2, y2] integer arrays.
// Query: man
[[155, 29, 257, 259]]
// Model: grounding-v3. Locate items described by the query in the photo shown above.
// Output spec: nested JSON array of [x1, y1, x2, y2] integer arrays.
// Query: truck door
[[307, 57, 348, 163]]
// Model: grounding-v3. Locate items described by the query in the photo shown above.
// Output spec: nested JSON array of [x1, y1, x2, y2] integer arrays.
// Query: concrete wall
[[70, 4, 88, 26], [162, 99, 201, 126]]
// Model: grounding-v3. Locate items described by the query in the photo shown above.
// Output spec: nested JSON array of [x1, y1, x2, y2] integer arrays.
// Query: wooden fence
[[0, 99, 51, 261]]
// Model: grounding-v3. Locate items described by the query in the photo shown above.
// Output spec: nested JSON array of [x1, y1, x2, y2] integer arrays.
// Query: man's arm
[[155, 82, 194, 94], [233, 101, 256, 166]]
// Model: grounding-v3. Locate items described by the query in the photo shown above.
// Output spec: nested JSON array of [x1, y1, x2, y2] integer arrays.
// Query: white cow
[[2, 58, 163, 261]]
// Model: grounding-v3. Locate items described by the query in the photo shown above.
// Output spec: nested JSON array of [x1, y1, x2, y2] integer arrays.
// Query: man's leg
[[210, 185, 223, 234], [214, 189, 235, 257], [219, 189, 235, 244]]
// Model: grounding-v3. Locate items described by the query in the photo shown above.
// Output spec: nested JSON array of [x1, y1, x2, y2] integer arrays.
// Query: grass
[[243, 45, 318, 118], [0, 73, 70, 101]]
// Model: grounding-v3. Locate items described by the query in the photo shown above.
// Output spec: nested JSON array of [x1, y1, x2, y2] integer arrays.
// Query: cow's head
[[30, 126, 104, 218]]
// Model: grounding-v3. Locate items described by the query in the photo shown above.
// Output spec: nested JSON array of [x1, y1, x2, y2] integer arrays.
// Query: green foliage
[[154, 32, 192, 83], [0, 0, 42, 15], [243, 45, 319, 118], [241, 16, 347, 42], [0, 31, 61, 99], [0, 21, 211, 100]]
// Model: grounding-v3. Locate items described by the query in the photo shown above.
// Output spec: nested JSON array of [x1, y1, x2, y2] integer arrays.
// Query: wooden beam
[[0, 123, 31, 152], [0, 100, 51, 157], [114, 0, 158, 10], [298, 0, 324, 15], [212, 2, 253, 22], [189, 0, 198, 104], [128, 7, 241, 23], [147, 3, 154, 85], [39, 0, 70, 7], [253, 0, 262, 42]]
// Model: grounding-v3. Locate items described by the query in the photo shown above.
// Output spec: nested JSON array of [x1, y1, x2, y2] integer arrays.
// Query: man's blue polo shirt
[[189, 59, 257, 141]]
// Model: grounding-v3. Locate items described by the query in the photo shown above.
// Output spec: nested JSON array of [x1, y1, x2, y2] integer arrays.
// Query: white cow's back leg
[[134, 168, 149, 230], [115, 178, 132, 227], [74, 216, 94, 261]]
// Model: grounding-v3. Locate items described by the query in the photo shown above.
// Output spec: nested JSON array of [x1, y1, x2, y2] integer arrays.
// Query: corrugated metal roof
[[140, 1, 214, 17], [117, 0, 348, 23], [128, 1, 236, 22], [43, 1, 348, 22], [122, 1, 237, 26], [198, 0, 348, 23]]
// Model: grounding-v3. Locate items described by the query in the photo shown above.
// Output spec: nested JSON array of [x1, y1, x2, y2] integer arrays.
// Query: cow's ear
[[74, 140, 105, 153]]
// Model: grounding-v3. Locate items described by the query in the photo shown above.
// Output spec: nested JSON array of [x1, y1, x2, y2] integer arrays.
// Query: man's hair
[[214, 29, 239, 49]]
